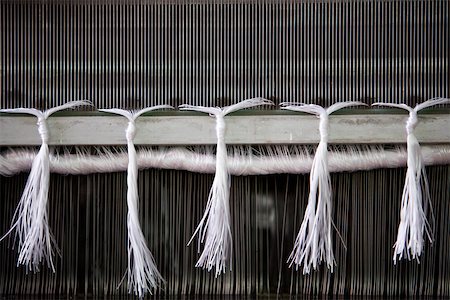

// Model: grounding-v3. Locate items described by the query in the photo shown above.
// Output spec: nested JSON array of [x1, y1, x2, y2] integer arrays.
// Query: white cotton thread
[[1, 145, 450, 177], [373, 97, 450, 263], [0, 100, 90, 272], [281, 101, 366, 274], [99, 105, 172, 297], [180, 97, 273, 276]]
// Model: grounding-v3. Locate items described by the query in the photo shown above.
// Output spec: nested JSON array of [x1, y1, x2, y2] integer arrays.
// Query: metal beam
[[0, 113, 449, 146]]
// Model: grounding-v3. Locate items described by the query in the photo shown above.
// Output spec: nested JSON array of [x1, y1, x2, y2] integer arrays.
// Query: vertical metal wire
[[0, 0, 450, 297]]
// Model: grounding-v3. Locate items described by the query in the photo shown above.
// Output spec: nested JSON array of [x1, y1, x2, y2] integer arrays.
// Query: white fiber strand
[[0, 100, 90, 272], [373, 98, 450, 263], [99, 105, 172, 297], [0, 145, 450, 176], [282, 102, 366, 274], [180, 98, 273, 276], [2, 145, 450, 177]]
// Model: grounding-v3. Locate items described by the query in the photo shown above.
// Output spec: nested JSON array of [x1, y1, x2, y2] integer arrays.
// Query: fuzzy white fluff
[[179, 98, 273, 276], [1, 145, 450, 177], [99, 105, 172, 297], [0, 100, 90, 272], [373, 98, 450, 263], [281, 101, 366, 274]]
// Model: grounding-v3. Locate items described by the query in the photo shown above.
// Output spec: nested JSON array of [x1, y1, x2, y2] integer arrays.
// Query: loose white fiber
[[1, 145, 450, 177], [99, 105, 172, 297], [180, 98, 273, 276], [282, 101, 366, 274], [0, 100, 90, 272], [373, 98, 450, 263]]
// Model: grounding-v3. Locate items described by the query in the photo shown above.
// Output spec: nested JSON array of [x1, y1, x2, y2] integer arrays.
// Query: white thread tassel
[[373, 98, 450, 263], [99, 105, 172, 297], [282, 101, 366, 274], [180, 98, 273, 276], [0, 100, 90, 272]]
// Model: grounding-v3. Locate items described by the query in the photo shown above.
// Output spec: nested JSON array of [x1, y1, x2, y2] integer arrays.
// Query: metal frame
[[1, 111, 449, 146]]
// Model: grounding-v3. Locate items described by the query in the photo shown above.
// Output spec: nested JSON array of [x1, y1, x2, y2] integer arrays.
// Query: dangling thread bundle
[[0, 97, 448, 284], [0, 100, 90, 272], [373, 98, 450, 263], [99, 105, 173, 297], [180, 98, 273, 276], [282, 101, 366, 274]]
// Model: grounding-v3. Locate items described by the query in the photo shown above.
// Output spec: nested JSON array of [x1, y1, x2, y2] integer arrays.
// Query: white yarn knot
[[97, 105, 173, 296], [0, 100, 90, 273], [126, 120, 137, 141], [216, 114, 226, 141], [370, 98, 450, 264], [37, 117, 49, 144], [281, 101, 366, 273], [180, 99, 273, 276], [319, 112, 329, 143], [406, 110, 418, 135]]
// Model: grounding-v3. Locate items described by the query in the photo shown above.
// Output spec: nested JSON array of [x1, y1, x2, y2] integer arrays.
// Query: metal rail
[[1, 111, 449, 146]]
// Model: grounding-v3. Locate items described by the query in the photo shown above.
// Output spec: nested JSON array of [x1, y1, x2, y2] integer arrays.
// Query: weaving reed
[[1, 0, 448, 109], [1, 0, 449, 297], [1, 168, 450, 296]]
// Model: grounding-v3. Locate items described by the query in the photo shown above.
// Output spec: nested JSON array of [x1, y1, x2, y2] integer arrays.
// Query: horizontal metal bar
[[0, 113, 449, 146]]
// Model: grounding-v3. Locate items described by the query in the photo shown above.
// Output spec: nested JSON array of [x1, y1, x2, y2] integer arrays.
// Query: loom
[[1, 0, 449, 298]]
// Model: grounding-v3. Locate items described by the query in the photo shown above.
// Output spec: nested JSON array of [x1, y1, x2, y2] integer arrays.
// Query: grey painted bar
[[0, 114, 449, 146]]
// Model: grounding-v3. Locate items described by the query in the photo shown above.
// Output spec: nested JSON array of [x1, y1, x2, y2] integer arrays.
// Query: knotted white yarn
[[99, 105, 172, 297], [373, 98, 450, 263], [0, 100, 90, 272], [180, 98, 273, 276], [281, 101, 366, 274]]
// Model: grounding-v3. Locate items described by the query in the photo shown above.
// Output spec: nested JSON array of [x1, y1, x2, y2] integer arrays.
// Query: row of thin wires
[[1, 166, 449, 296], [1, 1, 449, 109]]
